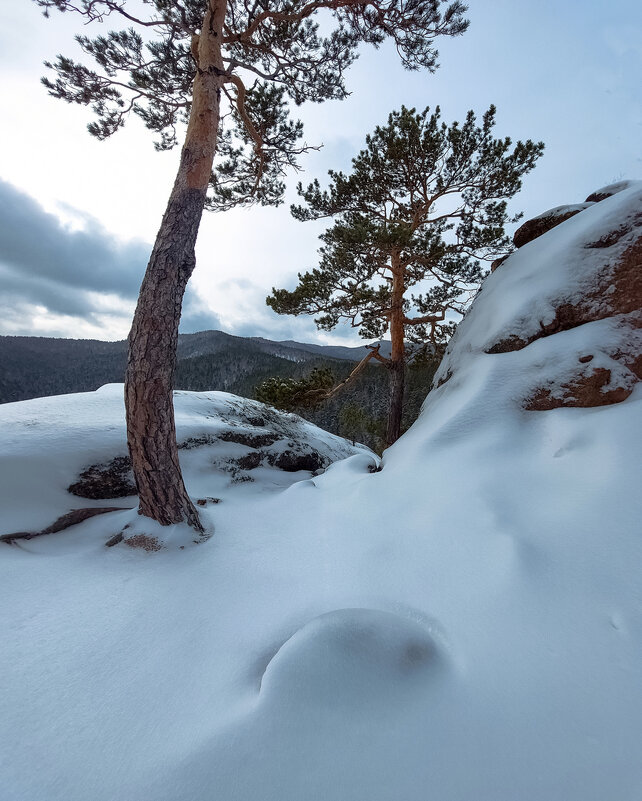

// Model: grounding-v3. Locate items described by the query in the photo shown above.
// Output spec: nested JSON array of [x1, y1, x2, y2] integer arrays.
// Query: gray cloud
[[233, 303, 333, 343], [0, 264, 97, 318], [0, 180, 327, 343], [0, 180, 225, 337], [0, 179, 148, 300], [179, 292, 223, 334]]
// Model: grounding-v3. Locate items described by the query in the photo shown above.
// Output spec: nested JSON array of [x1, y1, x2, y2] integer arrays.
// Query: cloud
[[0, 180, 225, 339], [0, 179, 148, 299], [0, 179, 152, 338], [0, 179, 349, 345], [0, 264, 97, 318], [179, 290, 224, 334]]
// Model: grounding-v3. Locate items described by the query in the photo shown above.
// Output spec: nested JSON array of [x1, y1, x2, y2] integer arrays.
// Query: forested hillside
[[0, 332, 439, 450], [0, 331, 339, 404], [0, 337, 127, 404]]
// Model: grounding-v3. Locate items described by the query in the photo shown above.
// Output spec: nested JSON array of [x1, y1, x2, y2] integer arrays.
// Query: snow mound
[[512, 203, 595, 248], [585, 179, 635, 202], [260, 608, 442, 711]]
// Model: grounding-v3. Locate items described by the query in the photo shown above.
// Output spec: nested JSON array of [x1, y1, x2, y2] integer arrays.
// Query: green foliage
[[307, 355, 440, 452], [338, 403, 367, 445], [208, 84, 306, 211], [253, 347, 442, 452], [268, 104, 544, 346], [35, 0, 469, 211], [255, 367, 335, 411], [337, 402, 384, 448]]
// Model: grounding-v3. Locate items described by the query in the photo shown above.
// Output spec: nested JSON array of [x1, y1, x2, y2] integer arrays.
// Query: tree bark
[[386, 251, 405, 447], [124, 0, 227, 532]]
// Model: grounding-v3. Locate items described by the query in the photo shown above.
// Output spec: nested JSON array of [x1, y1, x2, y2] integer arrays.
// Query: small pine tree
[[267, 105, 544, 446], [255, 367, 335, 411]]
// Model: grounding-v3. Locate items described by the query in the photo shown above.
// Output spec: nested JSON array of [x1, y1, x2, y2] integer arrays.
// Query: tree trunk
[[124, 1, 227, 532], [386, 251, 405, 447]]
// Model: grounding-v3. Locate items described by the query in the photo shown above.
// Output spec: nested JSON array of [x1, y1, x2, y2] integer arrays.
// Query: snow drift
[[1, 182, 641, 800]]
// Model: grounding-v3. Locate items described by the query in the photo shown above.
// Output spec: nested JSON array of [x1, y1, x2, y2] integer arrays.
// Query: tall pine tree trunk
[[386, 252, 405, 447], [124, 1, 227, 531]]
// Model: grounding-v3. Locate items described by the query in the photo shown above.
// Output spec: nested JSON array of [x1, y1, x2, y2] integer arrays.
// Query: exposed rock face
[[523, 312, 642, 410], [268, 449, 325, 472], [513, 204, 593, 248], [432, 180, 642, 411], [68, 456, 136, 499], [488, 214, 642, 355], [508, 183, 637, 254], [490, 254, 510, 272], [525, 367, 631, 410]]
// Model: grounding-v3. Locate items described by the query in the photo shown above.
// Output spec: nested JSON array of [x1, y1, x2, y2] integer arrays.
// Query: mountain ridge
[[0, 329, 392, 405]]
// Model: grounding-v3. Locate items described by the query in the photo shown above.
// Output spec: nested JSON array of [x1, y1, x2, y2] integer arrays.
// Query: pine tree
[[255, 367, 335, 410], [33, 0, 469, 533], [267, 105, 544, 445], [338, 402, 368, 445]]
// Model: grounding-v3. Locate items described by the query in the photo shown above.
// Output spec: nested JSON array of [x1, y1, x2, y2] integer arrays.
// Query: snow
[[434, 180, 642, 366], [587, 179, 636, 199], [1, 185, 642, 799], [529, 201, 594, 221], [0, 384, 371, 538]]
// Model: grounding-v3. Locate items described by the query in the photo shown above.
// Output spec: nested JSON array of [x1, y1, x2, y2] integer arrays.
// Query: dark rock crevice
[[68, 456, 137, 499]]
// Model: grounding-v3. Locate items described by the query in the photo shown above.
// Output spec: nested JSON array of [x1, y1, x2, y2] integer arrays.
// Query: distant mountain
[[0, 336, 128, 405], [0, 329, 391, 405], [175, 329, 321, 363], [247, 336, 393, 363], [175, 329, 393, 363], [0, 330, 434, 451]]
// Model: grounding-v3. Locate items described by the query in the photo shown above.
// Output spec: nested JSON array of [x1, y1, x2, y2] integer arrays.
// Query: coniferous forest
[[0, 332, 439, 451]]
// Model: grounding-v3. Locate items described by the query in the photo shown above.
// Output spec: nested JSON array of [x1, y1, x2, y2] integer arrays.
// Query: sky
[[0, 0, 640, 345]]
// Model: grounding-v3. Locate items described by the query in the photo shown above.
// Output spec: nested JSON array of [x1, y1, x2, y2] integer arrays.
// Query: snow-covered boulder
[[435, 180, 642, 410], [585, 179, 635, 203], [0, 385, 373, 539], [512, 202, 594, 248], [509, 182, 637, 253]]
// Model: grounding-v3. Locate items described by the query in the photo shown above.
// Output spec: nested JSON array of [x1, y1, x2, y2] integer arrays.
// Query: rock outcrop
[[0, 385, 374, 539], [584, 180, 634, 203], [68, 456, 136, 499], [432, 180, 642, 411], [66, 394, 371, 501], [507, 181, 637, 254], [522, 311, 642, 410], [512, 203, 593, 249]]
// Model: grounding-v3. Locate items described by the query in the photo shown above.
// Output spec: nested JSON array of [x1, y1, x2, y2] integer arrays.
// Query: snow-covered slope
[[1, 183, 641, 801], [0, 385, 371, 539]]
